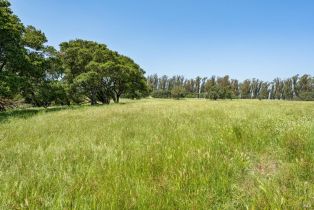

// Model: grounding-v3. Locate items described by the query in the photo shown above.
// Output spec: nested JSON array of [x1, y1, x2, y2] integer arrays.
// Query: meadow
[[0, 99, 313, 209]]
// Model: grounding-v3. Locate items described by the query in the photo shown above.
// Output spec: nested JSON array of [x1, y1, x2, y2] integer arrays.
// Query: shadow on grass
[[0, 106, 82, 123], [0, 100, 134, 123]]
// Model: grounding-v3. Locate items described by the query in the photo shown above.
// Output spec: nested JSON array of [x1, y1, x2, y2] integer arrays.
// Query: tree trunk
[[90, 90, 97, 105], [97, 91, 110, 104], [91, 98, 97, 105], [103, 97, 110, 104], [113, 92, 120, 103]]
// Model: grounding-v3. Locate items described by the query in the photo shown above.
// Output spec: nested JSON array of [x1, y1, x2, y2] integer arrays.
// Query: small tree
[[208, 90, 219, 100]]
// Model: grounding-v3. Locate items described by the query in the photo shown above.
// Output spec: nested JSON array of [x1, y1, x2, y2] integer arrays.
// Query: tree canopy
[[60, 39, 148, 105], [0, 1, 148, 110]]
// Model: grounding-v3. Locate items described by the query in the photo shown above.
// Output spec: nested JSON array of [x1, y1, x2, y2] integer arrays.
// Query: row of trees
[[147, 74, 314, 100], [0, 0, 148, 111]]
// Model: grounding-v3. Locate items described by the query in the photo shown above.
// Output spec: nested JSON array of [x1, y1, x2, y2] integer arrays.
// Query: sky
[[10, 0, 314, 81]]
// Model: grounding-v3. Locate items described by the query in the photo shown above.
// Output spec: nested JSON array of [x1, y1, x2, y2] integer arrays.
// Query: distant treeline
[[147, 74, 314, 100]]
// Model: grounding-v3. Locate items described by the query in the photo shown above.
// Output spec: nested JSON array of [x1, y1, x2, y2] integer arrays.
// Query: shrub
[[171, 86, 186, 99], [298, 91, 314, 101]]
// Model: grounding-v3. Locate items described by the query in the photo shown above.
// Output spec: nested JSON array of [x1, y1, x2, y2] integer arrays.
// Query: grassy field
[[0, 99, 313, 209]]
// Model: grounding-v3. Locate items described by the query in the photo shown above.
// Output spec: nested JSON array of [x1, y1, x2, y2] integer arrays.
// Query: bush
[[151, 90, 171, 98], [171, 86, 185, 99], [298, 91, 314, 101], [207, 90, 219, 100]]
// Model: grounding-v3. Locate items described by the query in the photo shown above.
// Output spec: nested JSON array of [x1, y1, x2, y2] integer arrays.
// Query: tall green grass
[[0, 99, 313, 209]]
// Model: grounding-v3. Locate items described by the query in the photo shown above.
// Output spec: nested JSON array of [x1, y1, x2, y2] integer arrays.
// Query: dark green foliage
[[60, 39, 111, 82], [0, 2, 147, 110], [207, 86, 220, 100], [0, 1, 72, 110], [216, 75, 233, 99], [0, 71, 20, 98], [23, 81, 69, 107], [19, 27, 64, 107], [60, 39, 148, 105], [0, 0, 25, 101], [0, 0, 24, 71], [72, 71, 101, 105]]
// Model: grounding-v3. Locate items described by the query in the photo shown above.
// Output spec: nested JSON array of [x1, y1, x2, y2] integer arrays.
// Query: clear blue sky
[[11, 0, 314, 81]]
